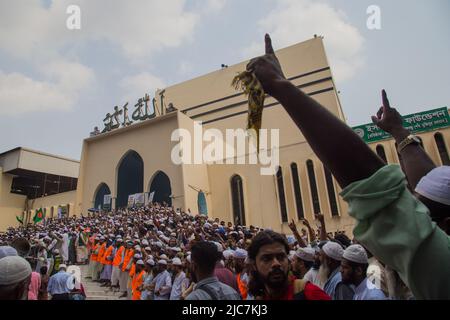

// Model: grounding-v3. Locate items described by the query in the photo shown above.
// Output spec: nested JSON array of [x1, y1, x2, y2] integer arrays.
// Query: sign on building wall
[[127, 194, 136, 208], [353, 107, 450, 144], [135, 193, 145, 207], [103, 194, 112, 210]]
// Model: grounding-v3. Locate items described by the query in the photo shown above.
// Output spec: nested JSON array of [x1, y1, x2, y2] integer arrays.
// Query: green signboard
[[352, 107, 450, 144]]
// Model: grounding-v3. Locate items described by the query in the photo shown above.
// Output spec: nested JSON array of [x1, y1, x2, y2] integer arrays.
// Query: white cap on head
[[172, 257, 182, 266], [159, 254, 168, 260], [233, 248, 247, 260], [223, 249, 234, 260], [0, 256, 32, 285], [158, 259, 167, 265], [59, 264, 67, 270], [134, 254, 142, 259], [415, 166, 450, 205], [295, 247, 315, 262], [322, 242, 344, 261], [146, 259, 155, 266], [343, 244, 368, 264], [136, 260, 145, 266]]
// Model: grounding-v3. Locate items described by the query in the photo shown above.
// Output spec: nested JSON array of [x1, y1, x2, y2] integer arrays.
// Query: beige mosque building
[[1, 37, 449, 236]]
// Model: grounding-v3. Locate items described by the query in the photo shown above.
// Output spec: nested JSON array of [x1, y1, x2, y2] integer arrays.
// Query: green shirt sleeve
[[340, 164, 450, 300]]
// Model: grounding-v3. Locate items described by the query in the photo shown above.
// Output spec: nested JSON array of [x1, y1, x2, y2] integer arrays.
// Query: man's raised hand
[[246, 34, 286, 96], [371, 90, 405, 136]]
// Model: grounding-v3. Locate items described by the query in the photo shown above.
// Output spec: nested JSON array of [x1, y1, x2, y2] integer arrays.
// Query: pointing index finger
[[382, 89, 391, 109], [265, 34, 274, 55]]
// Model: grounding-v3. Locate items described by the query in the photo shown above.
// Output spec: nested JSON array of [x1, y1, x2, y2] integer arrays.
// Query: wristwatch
[[397, 134, 421, 153]]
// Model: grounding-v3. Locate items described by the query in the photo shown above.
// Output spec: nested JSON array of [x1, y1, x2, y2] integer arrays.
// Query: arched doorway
[[94, 183, 111, 209], [149, 171, 172, 206], [116, 151, 144, 208]]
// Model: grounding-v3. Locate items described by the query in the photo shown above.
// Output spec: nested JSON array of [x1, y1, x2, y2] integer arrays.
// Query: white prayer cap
[[59, 264, 67, 270], [53, 249, 59, 254], [136, 260, 145, 266], [415, 166, 450, 205], [186, 255, 191, 263], [134, 254, 142, 259], [158, 259, 167, 265], [322, 242, 343, 261], [0, 256, 31, 285], [295, 247, 315, 262], [223, 250, 234, 260], [172, 257, 182, 266], [343, 244, 368, 265], [233, 248, 248, 260], [159, 254, 169, 260], [144, 247, 151, 252], [0, 246, 18, 259], [171, 247, 181, 252], [213, 242, 223, 253], [170, 233, 177, 238], [146, 259, 155, 266], [142, 239, 149, 246]]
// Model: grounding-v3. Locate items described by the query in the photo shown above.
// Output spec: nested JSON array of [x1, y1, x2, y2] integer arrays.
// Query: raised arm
[[248, 34, 384, 188], [371, 90, 436, 189]]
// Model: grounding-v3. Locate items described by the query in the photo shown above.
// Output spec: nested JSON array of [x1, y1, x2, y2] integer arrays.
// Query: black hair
[[247, 231, 290, 298], [248, 230, 289, 260], [191, 241, 220, 275]]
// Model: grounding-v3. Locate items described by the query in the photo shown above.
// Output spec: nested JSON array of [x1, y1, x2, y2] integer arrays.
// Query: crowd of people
[[0, 34, 449, 301]]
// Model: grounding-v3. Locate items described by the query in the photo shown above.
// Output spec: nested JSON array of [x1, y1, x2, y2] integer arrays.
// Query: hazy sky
[[1, 0, 449, 160]]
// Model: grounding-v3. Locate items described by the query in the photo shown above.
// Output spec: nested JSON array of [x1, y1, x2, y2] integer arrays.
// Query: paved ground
[[79, 264, 125, 300]]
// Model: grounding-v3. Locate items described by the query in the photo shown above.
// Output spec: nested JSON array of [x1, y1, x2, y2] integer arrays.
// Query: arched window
[[94, 183, 111, 210], [149, 171, 172, 206], [276, 167, 288, 223], [290, 163, 304, 219], [323, 165, 339, 216], [376, 145, 387, 163], [230, 175, 246, 226], [306, 160, 321, 214], [434, 133, 450, 165], [116, 150, 144, 208]]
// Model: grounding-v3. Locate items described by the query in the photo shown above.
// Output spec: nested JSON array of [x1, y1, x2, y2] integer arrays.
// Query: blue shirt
[[170, 271, 188, 300], [323, 267, 342, 298], [48, 271, 72, 295], [353, 278, 387, 300], [141, 273, 154, 300], [153, 270, 172, 300]]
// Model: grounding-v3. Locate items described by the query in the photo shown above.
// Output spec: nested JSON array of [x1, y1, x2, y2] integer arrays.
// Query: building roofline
[[0, 147, 80, 163], [85, 111, 178, 143]]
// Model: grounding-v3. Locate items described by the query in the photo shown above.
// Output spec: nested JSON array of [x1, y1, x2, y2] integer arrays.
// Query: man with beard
[[152, 260, 172, 300], [247, 230, 330, 300], [321, 241, 354, 300], [341, 245, 386, 300], [292, 247, 315, 280], [186, 241, 240, 300], [233, 248, 249, 299]]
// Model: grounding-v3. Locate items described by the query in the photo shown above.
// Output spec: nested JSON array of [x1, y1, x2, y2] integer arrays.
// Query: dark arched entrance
[[94, 183, 111, 209], [149, 171, 172, 206], [117, 151, 144, 208]]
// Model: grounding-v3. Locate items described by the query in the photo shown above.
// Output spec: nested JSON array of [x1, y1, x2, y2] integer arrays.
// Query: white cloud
[[202, 0, 227, 14], [119, 72, 166, 104], [242, 0, 365, 82], [0, 61, 94, 116], [0, 0, 221, 63]]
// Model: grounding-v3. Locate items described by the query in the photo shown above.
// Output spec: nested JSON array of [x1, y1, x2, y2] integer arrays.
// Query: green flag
[[33, 208, 45, 224], [16, 215, 24, 225]]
